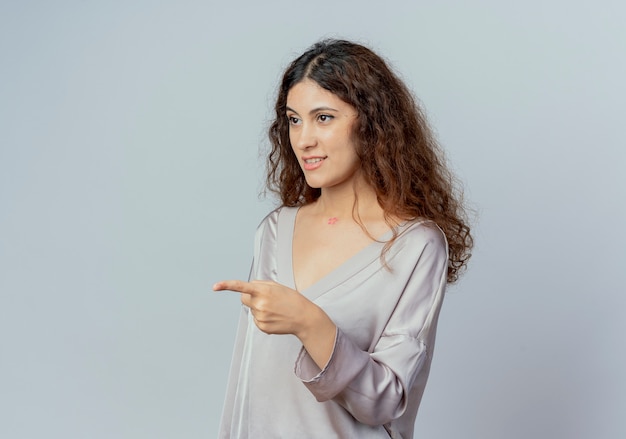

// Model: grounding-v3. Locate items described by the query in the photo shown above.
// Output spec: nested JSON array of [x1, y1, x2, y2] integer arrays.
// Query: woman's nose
[[293, 123, 317, 150]]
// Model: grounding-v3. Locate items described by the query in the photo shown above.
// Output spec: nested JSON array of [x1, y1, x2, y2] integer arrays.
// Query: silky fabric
[[219, 207, 448, 438]]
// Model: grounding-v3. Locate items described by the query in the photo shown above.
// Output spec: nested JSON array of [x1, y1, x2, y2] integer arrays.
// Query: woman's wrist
[[296, 303, 334, 339], [295, 303, 337, 370]]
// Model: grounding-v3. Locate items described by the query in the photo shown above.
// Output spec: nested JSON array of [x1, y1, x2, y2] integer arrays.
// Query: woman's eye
[[317, 114, 333, 122], [287, 116, 300, 125]]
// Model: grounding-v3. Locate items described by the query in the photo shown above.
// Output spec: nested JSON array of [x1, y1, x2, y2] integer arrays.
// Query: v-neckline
[[277, 206, 396, 300]]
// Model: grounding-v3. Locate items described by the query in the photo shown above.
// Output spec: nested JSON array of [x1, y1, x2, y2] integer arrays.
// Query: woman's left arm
[[294, 228, 449, 426], [214, 225, 448, 426]]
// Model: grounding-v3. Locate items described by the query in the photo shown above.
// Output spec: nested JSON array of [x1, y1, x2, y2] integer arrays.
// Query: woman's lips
[[303, 156, 326, 171]]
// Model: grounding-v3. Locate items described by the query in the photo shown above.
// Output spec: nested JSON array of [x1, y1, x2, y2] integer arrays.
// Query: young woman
[[214, 39, 473, 438]]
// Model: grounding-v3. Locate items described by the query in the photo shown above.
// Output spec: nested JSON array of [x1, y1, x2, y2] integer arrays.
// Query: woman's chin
[[304, 177, 323, 189]]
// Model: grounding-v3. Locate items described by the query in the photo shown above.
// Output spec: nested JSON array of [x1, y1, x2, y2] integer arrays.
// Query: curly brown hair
[[267, 39, 473, 283]]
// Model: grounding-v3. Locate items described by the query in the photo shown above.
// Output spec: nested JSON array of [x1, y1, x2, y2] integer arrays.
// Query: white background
[[1, 1, 624, 437]]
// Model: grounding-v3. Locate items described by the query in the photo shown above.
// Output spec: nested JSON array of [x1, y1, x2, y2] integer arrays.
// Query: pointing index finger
[[213, 280, 256, 295]]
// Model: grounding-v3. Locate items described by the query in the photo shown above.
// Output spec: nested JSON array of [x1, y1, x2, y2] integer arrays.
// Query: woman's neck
[[310, 177, 382, 222]]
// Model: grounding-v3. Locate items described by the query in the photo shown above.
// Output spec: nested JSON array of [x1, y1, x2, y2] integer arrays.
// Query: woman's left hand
[[214, 279, 337, 369], [213, 280, 317, 337]]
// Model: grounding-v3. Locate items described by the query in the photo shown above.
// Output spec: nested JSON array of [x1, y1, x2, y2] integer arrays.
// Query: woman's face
[[286, 79, 360, 191]]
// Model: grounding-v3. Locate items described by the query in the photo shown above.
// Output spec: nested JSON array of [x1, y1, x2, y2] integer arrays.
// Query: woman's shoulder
[[253, 205, 299, 242], [394, 219, 448, 258], [256, 205, 297, 229]]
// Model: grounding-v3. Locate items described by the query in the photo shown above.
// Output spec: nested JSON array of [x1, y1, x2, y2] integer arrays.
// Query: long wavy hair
[[267, 39, 473, 283]]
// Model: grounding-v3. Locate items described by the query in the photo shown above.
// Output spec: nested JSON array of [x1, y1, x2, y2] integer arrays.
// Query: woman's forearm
[[295, 304, 338, 370]]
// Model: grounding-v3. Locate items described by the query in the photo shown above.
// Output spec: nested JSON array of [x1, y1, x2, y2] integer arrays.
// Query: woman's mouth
[[303, 156, 326, 170]]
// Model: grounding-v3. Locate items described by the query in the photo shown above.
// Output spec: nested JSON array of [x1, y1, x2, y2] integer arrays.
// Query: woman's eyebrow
[[308, 106, 339, 114], [285, 105, 339, 115]]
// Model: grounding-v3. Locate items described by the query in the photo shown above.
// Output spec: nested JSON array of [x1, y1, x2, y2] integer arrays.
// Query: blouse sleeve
[[294, 225, 448, 426]]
